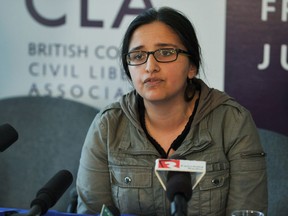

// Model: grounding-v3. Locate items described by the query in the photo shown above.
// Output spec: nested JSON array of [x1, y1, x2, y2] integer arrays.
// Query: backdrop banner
[[1, 0, 286, 136], [225, 0, 288, 136], [0, 0, 225, 109]]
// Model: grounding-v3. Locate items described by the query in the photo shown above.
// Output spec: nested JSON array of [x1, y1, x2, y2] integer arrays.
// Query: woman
[[76, 7, 268, 216]]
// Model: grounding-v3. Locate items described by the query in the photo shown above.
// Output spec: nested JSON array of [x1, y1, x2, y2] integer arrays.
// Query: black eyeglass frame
[[125, 48, 191, 66]]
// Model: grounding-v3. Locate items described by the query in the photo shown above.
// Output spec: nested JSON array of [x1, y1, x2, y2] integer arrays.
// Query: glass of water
[[231, 210, 264, 216]]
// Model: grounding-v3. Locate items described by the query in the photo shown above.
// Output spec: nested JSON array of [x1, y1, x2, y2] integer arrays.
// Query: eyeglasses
[[125, 48, 191, 66]]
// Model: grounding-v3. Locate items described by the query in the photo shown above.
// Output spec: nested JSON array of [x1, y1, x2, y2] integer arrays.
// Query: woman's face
[[128, 21, 196, 104]]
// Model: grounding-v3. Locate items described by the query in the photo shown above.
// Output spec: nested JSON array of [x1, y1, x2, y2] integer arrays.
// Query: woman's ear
[[188, 64, 197, 79]]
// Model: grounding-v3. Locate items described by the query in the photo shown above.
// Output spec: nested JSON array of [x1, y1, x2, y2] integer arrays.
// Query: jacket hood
[[193, 79, 233, 126], [119, 79, 233, 129]]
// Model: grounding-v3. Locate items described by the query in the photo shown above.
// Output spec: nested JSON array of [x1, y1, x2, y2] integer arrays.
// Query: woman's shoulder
[[95, 101, 123, 122], [94, 90, 138, 122], [197, 79, 252, 125]]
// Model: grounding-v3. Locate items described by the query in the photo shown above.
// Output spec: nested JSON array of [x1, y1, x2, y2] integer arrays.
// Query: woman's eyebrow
[[128, 43, 178, 52], [129, 45, 144, 52], [156, 43, 178, 48]]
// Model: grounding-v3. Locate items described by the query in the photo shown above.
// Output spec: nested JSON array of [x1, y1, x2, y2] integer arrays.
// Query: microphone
[[100, 204, 120, 216], [0, 123, 19, 152], [166, 155, 192, 216], [27, 170, 73, 216], [66, 187, 78, 213]]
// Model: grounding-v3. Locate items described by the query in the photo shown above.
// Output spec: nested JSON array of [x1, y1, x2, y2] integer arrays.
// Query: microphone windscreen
[[0, 123, 19, 152], [166, 154, 192, 202], [31, 170, 73, 214], [166, 171, 192, 202]]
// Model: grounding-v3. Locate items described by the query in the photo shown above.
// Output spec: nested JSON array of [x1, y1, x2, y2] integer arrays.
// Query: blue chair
[[0, 96, 98, 212], [258, 128, 288, 216]]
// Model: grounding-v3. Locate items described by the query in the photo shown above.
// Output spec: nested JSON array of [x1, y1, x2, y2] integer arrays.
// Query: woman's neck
[[144, 91, 199, 131]]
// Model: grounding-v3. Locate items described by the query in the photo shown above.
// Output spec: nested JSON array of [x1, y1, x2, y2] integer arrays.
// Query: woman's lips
[[144, 77, 163, 86]]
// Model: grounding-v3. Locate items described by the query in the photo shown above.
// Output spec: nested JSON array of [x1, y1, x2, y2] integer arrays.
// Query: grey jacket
[[76, 79, 268, 216]]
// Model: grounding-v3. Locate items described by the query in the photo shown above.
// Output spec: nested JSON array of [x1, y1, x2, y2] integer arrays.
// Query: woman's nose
[[145, 54, 160, 73]]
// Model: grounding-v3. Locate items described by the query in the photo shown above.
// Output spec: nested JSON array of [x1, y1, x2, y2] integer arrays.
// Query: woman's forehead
[[129, 21, 183, 50]]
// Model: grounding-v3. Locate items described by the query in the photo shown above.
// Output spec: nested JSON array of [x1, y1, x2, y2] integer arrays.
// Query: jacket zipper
[[240, 152, 266, 158]]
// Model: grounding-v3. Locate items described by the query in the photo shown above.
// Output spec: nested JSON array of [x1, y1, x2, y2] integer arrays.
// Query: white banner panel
[[0, 0, 226, 109]]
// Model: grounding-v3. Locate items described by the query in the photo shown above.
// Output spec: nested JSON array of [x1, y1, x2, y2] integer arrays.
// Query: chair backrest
[[258, 129, 288, 216], [0, 96, 98, 212]]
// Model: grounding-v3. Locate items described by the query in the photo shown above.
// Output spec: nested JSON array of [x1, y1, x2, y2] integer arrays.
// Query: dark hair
[[120, 7, 202, 79]]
